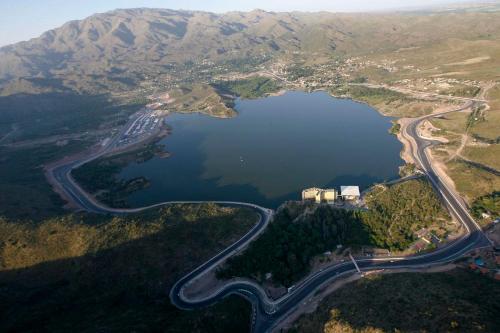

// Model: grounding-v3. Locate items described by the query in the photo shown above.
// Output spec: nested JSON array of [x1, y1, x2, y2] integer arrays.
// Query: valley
[[0, 2, 499, 333]]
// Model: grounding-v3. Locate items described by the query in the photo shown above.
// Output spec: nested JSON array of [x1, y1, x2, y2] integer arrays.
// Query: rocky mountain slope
[[1, 7, 500, 95]]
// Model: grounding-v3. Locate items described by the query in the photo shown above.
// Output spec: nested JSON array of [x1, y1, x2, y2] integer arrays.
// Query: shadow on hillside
[[0, 92, 144, 221], [0, 92, 140, 143], [0, 219, 251, 333], [296, 270, 500, 333]]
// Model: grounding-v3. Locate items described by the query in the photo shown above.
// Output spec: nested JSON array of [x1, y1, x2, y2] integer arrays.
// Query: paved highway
[[171, 101, 491, 332], [48, 100, 492, 333]]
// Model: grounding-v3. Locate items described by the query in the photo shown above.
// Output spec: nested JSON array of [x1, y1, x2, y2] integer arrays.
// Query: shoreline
[[39, 86, 491, 333], [46, 87, 415, 212]]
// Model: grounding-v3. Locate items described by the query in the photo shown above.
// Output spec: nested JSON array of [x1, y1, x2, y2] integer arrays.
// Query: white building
[[340, 186, 360, 201]]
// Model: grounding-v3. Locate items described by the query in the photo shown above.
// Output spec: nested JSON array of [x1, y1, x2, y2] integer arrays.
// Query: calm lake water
[[119, 91, 403, 208]]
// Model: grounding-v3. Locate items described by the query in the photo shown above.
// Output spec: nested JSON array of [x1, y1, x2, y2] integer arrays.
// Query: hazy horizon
[[0, 0, 487, 47]]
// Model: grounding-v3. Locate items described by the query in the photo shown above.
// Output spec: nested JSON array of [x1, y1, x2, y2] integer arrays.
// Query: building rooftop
[[340, 186, 360, 197]]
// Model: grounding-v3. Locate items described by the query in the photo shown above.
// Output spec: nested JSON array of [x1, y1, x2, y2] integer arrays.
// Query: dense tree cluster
[[472, 191, 499, 219], [361, 180, 449, 250], [214, 77, 281, 99], [347, 86, 414, 104], [389, 121, 401, 135], [217, 202, 369, 286]]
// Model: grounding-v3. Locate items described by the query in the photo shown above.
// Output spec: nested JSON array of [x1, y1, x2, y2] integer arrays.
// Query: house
[[479, 267, 490, 274], [413, 241, 427, 252], [415, 228, 430, 239], [340, 186, 361, 201], [302, 188, 337, 203]]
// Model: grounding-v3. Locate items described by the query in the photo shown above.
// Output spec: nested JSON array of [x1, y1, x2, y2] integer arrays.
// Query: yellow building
[[302, 188, 337, 203]]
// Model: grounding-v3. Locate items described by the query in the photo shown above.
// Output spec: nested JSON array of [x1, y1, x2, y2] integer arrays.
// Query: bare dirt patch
[[396, 118, 416, 165], [418, 119, 449, 143], [431, 71, 470, 77], [427, 149, 463, 199], [445, 56, 491, 66]]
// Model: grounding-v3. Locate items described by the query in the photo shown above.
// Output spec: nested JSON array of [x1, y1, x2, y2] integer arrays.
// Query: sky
[[0, 0, 477, 47]]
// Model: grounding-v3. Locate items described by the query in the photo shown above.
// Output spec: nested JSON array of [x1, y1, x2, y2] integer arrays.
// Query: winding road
[[48, 96, 492, 333]]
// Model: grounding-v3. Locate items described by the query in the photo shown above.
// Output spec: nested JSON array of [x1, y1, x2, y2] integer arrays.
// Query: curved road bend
[[172, 100, 491, 332], [49, 100, 491, 333]]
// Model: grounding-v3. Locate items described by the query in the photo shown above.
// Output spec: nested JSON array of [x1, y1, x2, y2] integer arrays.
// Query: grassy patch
[[363, 38, 500, 82], [0, 203, 257, 332], [430, 111, 469, 134], [399, 163, 417, 177], [388, 121, 401, 135], [167, 84, 236, 118], [463, 144, 500, 170], [341, 85, 438, 117], [439, 84, 481, 98], [472, 84, 500, 142], [214, 76, 281, 99], [289, 270, 500, 333], [347, 86, 413, 104], [446, 160, 500, 202], [466, 104, 486, 130]]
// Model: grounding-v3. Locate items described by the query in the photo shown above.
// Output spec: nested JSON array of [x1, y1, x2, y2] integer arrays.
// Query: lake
[[119, 91, 404, 208]]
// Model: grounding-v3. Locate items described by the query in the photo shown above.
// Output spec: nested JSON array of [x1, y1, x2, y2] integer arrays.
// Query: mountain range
[[1, 7, 500, 95]]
